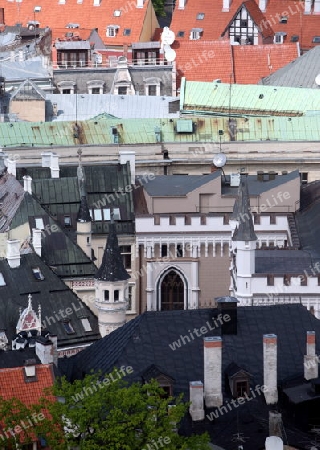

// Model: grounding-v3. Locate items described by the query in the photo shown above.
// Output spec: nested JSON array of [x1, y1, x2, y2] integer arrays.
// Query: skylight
[[114, 10, 121, 16], [177, 31, 185, 37], [32, 267, 44, 281], [0, 273, 5, 286], [81, 318, 92, 332], [35, 218, 44, 230], [197, 13, 205, 19], [313, 36, 320, 43], [123, 28, 131, 36], [62, 321, 75, 334]]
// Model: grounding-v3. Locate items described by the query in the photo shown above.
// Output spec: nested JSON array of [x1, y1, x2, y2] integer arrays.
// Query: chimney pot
[[203, 337, 223, 407], [50, 153, 60, 178], [304, 331, 318, 380], [7, 239, 21, 268], [189, 381, 204, 421], [263, 334, 278, 405]]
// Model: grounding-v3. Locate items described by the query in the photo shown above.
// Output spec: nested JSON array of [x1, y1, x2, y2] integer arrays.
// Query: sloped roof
[[260, 45, 320, 88], [255, 249, 313, 274], [0, 57, 51, 81], [170, 0, 320, 51], [1, 0, 155, 46], [10, 78, 46, 101], [0, 364, 54, 405], [0, 253, 100, 348], [0, 171, 25, 232]]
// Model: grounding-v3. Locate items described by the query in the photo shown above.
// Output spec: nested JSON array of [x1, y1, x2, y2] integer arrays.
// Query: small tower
[[94, 212, 130, 337], [13, 294, 42, 350], [76, 148, 92, 258], [231, 174, 257, 304]]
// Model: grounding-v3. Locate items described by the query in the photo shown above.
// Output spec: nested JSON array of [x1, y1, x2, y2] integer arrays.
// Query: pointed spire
[[95, 212, 130, 282], [232, 174, 257, 242], [76, 148, 91, 223]]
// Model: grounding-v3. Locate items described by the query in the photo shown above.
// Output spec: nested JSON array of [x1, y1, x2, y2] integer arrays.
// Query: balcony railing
[[53, 58, 172, 70]]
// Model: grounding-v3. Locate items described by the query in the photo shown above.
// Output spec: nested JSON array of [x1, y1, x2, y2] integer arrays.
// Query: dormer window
[[106, 25, 120, 37], [62, 320, 75, 334], [279, 16, 288, 23], [313, 36, 320, 43], [189, 28, 202, 40], [274, 32, 286, 44], [66, 23, 80, 28], [64, 215, 71, 227], [81, 317, 92, 332], [225, 363, 251, 399]]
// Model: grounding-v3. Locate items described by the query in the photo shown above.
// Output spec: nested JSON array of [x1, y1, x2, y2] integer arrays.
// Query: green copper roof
[[0, 114, 320, 146], [180, 78, 320, 117]]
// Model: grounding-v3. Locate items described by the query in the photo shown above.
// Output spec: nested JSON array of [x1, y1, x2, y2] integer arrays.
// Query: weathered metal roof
[[180, 78, 320, 117], [1, 114, 320, 147]]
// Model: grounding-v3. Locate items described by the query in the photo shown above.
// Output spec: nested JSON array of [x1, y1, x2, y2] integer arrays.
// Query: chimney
[[304, 331, 318, 380], [52, 103, 58, 117], [41, 151, 52, 167], [119, 150, 135, 184], [50, 153, 60, 178], [137, 0, 143, 7], [215, 296, 238, 335], [6, 158, 16, 177], [265, 436, 283, 450], [35, 336, 54, 364], [178, 0, 185, 9], [222, 0, 232, 12], [203, 337, 223, 407], [259, 0, 267, 12], [32, 228, 42, 257], [24, 359, 36, 378], [23, 175, 32, 194], [304, 0, 312, 14], [263, 334, 278, 405], [7, 239, 20, 268], [269, 411, 283, 439], [314, 0, 320, 13], [189, 381, 205, 421]]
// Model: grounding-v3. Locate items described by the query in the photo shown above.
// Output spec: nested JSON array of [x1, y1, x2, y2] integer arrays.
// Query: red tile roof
[[0, 364, 55, 406], [170, 0, 320, 50], [1, 0, 155, 45], [173, 40, 299, 87]]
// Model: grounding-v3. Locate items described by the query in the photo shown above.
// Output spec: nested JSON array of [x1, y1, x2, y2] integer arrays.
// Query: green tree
[[152, 0, 166, 17], [34, 369, 211, 450]]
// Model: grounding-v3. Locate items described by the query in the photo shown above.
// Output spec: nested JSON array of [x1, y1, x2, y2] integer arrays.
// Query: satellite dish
[[213, 153, 227, 168], [161, 26, 175, 46], [164, 48, 176, 62], [94, 53, 102, 64], [315, 74, 320, 86]]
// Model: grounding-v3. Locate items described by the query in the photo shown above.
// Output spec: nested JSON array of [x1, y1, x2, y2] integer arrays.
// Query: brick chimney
[[189, 381, 204, 421], [263, 334, 278, 405], [203, 337, 223, 407], [304, 331, 319, 380]]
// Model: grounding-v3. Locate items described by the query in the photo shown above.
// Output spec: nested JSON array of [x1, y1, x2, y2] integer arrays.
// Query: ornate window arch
[[156, 266, 188, 311]]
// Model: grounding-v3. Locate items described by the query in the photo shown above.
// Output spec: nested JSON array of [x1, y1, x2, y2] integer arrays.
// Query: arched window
[[160, 270, 184, 311]]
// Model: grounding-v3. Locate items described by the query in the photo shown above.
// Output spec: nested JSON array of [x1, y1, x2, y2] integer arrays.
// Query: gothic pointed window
[[160, 270, 184, 311]]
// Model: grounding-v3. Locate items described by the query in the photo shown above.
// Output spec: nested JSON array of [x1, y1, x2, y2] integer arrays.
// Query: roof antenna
[[110, 207, 114, 223]]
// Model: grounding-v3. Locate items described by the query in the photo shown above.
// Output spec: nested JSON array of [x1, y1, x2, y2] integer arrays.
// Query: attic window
[[32, 267, 45, 281], [66, 23, 80, 28], [313, 36, 320, 43], [64, 215, 71, 227], [62, 320, 75, 334], [190, 28, 202, 40], [106, 25, 120, 37], [274, 32, 286, 44], [114, 9, 121, 16], [177, 31, 185, 37], [35, 218, 44, 230], [291, 35, 299, 42], [123, 28, 131, 36], [0, 273, 5, 286], [34, 5, 41, 11], [197, 13, 205, 19], [279, 16, 287, 23], [81, 318, 92, 332]]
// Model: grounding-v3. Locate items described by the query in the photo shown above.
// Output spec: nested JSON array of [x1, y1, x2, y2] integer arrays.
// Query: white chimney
[[203, 337, 223, 407], [189, 381, 204, 421], [23, 175, 32, 194], [41, 151, 52, 167], [265, 436, 283, 450], [50, 153, 60, 178], [32, 228, 42, 257], [178, 0, 185, 9], [304, 331, 318, 380], [35, 337, 54, 364], [259, 0, 267, 12], [6, 158, 16, 177], [119, 150, 135, 184], [305, 0, 312, 14], [314, 0, 320, 13], [137, 0, 143, 7], [7, 239, 21, 268], [263, 334, 278, 405], [222, 0, 232, 12]]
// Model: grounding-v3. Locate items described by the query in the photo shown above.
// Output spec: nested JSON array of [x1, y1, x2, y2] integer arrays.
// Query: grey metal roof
[[139, 172, 220, 197], [260, 46, 320, 88], [54, 41, 91, 50], [45, 94, 180, 121], [0, 56, 51, 81], [0, 252, 100, 348], [10, 78, 46, 101], [255, 249, 313, 274]]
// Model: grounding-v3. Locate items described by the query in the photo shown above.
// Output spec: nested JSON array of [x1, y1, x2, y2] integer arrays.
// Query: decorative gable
[[16, 294, 42, 334], [228, 5, 259, 45]]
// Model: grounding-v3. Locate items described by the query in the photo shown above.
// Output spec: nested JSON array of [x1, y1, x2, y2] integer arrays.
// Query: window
[[64, 216, 71, 227], [197, 13, 205, 19], [114, 290, 119, 301], [301, 275, 307, 286], [148, 85, 157, 96], [92, 87, 100, 94], [176, 244, 183, 257], [235, 380, 249, 397], [32, 267, 44, 281], [161, 244, 168, 257], [274, 34, 283, 44], [107, 27, 116, 37], [291, 35, 299, 42], [312, 36, 320, 43], [62, 321, 75, 334], [93, 209, 102, 221], [301, 172, 308, 184], [104, 290, 109, 301], [114, 9, 121, 16], [270, 215, 276, 225], [240, 19, 248, 26], [81, 318, 92, 332], [35, 218, 44, 230], [127, 286, 133, 310], [62, 89, 71, 94], [279, 16, 287, 23], [113, 208, 121, 220], [177, 31, 185, 37], [123, 28, 131, 36], [190, 30, 201, 40], [103, 208, 111, 221], [118, 86, 127, 95], [120, 245, 131, 269], [0, 272, 5, 286], [284, 275, 291, 286]]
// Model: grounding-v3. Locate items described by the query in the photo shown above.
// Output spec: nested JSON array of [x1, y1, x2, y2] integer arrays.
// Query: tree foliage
[[152, 0, 166, 17], [0, 370, 211, 450]]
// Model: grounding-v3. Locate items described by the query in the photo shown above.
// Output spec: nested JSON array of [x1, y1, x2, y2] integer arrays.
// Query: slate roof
[[17, 163, 135, 237], [65, 304, 320, 449], [45, 94, 180, 121], [0, 364, 55, 405], [255, 249, 313, 274], [296, 200, 320, 261], [0, 171, 25, 233], [0, 348, 41, 369], [260, 45, 320, 88], [172, 40, 299, 87], [0, 252, 100, 348], [138, 172, 220, 197]]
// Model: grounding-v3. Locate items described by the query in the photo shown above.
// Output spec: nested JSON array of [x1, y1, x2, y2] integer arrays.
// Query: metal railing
[[52, 58, 172, 70]]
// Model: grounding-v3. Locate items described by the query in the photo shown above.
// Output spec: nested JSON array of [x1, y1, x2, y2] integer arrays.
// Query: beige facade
[[10, 99, 45, 122]]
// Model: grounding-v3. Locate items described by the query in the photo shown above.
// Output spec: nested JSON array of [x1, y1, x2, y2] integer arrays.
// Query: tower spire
[[232, 174, 257, 242], [76, 148, 91, 223]]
